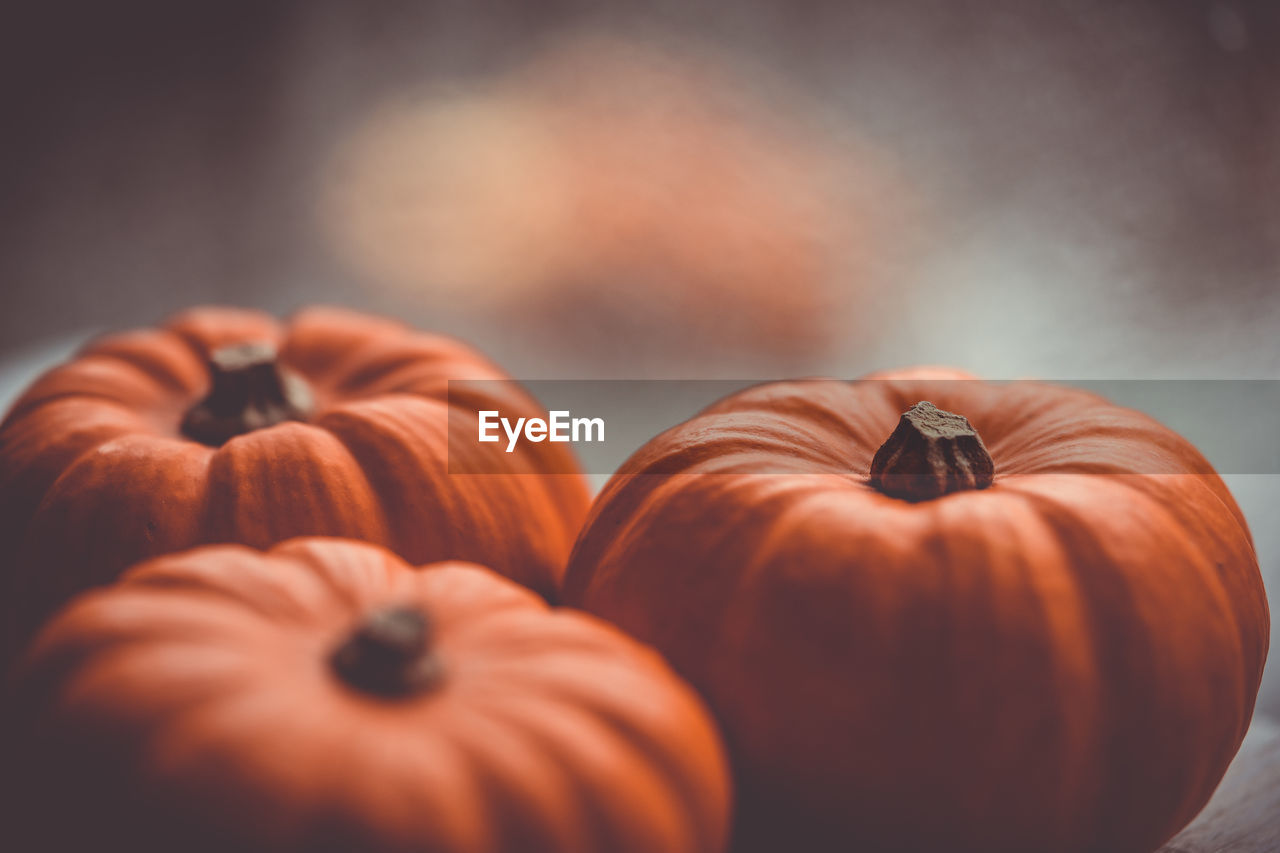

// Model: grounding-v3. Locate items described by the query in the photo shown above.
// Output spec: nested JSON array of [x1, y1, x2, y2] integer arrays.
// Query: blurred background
[[1, 0, 1278, 714]]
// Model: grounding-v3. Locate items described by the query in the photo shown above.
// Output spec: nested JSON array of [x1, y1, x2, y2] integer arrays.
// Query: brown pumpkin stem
[[180, 342, 313, 445], [869, 401, 994, 501], [331, 606, 443, 697]]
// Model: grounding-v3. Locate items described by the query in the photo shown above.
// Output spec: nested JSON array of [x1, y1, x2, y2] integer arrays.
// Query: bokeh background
[[1, 0, 1278, 727]]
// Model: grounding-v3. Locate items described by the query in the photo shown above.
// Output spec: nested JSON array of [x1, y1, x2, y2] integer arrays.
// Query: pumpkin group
[[0, 306, 590, 664], [563, 369, 1269, 853], [6, 537, 731, 853]]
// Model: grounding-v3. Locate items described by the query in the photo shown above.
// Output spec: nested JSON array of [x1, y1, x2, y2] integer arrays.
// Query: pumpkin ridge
[[130, 548, 350, 626], [413, 566, 555, 637], [304, 419, 398, 553], [325, 335, 506, 397], [52, 619, 273, 727], [25, 430, 211, 543], [1018, 486, 1246, 851], [4, 350, 198, 425], [276, 314, 407, 387], [2, 390, 147, 433], [311, 398, 460, 568], [9, 586, 201, 697], [704, 381, 857, 441], [203, 422, 391, 550], [470, 685, 705, 852], [435, 698, 591, 852], [573, 693, 721, 853], [81, 330, 206, 395], [1104, 473, 1266, 717], [465, 697, 617, 851], [143, 667, 381, 847], [934, 493, 1102, 843], [269, 538, 412, 616]]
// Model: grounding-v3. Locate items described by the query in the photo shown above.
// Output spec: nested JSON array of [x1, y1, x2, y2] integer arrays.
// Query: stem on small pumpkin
[[869, 401, 994, 501], [330, 606, 443, 697], [180, 342, 313, 445]]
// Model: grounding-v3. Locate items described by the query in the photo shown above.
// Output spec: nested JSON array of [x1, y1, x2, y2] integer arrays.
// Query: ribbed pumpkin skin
[[7, 538, 731, 853], [0, 307, 590, 664], [563, 369, 1269, 853]]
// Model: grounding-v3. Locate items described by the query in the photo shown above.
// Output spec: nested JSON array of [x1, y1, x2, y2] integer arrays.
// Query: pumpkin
[[0, 306, 589, 665], [6, 537, 731, 853], [563, 368, 1269, 853]]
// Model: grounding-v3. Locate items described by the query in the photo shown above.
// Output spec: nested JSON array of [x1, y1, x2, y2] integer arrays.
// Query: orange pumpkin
[[0, 306, 589, 665], [564, 369, 1268, 853], [6, 537, 731, 853]]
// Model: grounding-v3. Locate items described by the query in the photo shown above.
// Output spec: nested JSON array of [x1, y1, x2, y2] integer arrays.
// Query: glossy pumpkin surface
[[0, 306, 590, 662], [7, 537, 731, 853], [564, 368, 1269, 853]]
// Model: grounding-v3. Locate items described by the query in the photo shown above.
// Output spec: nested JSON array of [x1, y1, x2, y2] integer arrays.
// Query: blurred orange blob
[[323, 33, 898, 365]]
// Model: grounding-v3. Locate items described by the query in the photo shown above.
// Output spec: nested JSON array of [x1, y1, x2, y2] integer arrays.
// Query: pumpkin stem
[[331, 606, 443, 697], [180, 342, 313, 445], [869, 401, 994, 501]]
